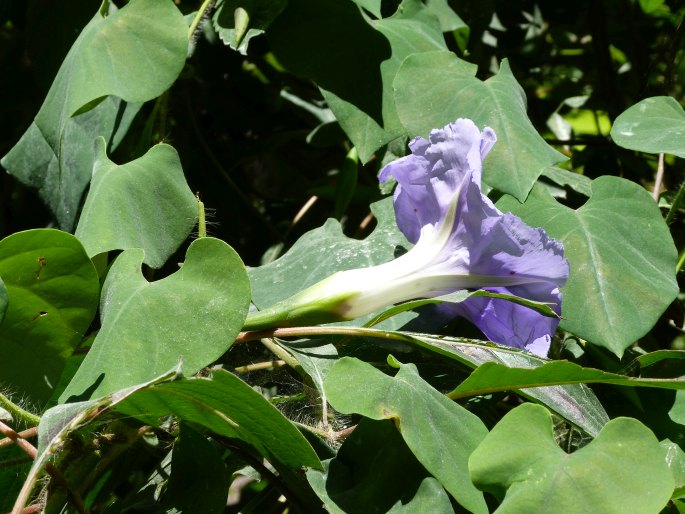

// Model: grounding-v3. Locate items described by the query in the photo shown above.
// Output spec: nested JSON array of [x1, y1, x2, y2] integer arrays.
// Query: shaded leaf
[[469, 403, 673, 514], [60, 238, 250, 401], [394, 52, 566, 201], [306, 418, 453, 514], [114, 369, 321, 471], [75, 138, 197, 269], [162, 424, 230, 514], [325, 357, 488, 514], [498, 178, 678, 356], [611, 96, 685, 157], [0, 229, 99, 405]]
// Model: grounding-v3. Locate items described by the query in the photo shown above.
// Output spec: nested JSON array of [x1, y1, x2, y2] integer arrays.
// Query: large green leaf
[[450, 360, 685, 398], [611, 96, 685, 157], [18, 368, 181, 513], [1, 0, 187, 229], [306, 418, 453, 514], [0, 229, 99, 405], [43, 0, 187, 116], [469, 403, 673, 514], [75, 138, 197, 269], [393, 52, 566, 201], [59, 237, 250, 401], [325, 357, 488, 514], [498, 177, 678, 356], [268, 0, 447, 162]]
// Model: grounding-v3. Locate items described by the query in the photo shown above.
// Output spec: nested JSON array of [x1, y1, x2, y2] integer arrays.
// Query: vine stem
[[236, 325, 416, 345], [187, 0, 215, 41], [196, 193, 207, 238], [0, 392, 40, 427], [653, 152, 665, 201]]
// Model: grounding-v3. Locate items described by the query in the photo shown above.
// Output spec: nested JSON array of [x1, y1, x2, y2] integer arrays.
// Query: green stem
[[196, 193, 206, 238], [259, 338, 302, 371], [0, 392, 40, 427], [677, 248, 685, 274], [237, 325, 429, 346], [666, 179, 685, 225], [188, 0, 215, 41]]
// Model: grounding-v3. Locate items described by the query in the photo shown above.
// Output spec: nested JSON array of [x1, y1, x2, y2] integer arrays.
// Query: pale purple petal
[[379, 119, 495, 244], [379, 118, 568, 356]]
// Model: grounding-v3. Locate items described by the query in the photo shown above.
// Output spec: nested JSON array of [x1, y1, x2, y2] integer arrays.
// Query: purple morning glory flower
[[244, 118, 568, 357], [377, 118, 568, 356]]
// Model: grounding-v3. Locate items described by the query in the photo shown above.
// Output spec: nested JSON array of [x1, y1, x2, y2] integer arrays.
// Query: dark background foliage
[[3, 0, 683, 262]]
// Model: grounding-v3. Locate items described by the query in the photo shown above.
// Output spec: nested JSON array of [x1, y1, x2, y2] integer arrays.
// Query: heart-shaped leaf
[[59, 237, 250, 401], [47, 0, 187, 117], [0, 229, 99, 405], [611, 96, 685, 157], [325, 357, 489, 514], [393, 52, 566, 201], [1, 0, 187, 229], [498, 177, 678, 356], [469, 403, 673, 514], [75, 138, 197, 269]]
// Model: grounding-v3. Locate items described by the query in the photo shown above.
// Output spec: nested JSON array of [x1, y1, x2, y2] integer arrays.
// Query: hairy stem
[[0, 392, 40, 427], [188, 0, 215, 41], [196, 193, 207, 238]]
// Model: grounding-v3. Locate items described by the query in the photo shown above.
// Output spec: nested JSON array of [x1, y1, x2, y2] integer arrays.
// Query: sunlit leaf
[[393, 52, 566, 201], [470, 403, 673, 514], [114, 369, 321, 471], [59, 238, 250, 401], [612, 96, 685, 157], [1, 0, 187, 229], [499, 178, 678, 356], [75, 138, 197, 269]]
